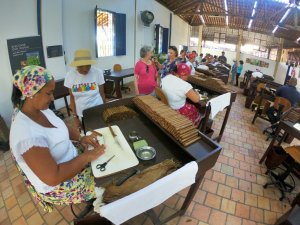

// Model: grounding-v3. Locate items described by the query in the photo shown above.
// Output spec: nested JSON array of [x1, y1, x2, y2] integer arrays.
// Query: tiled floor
[[1, 84, 299, 225]]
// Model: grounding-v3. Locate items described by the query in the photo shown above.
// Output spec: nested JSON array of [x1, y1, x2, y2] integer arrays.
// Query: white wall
[[42, 0, 67, 109], [62, 0, 136, 71], [0, 0, 37, 126], [135, 0, 170, 60], [240, 53, 276, 76], [0, 0, 190, 126], [62, 0, 189, 69], [171, 15, 189, 47], [63, 0, 189, 83]]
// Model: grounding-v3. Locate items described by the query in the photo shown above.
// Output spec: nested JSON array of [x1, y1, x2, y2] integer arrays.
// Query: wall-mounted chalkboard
[[47, 45, 63, 58], [7, 36, 45, 74]]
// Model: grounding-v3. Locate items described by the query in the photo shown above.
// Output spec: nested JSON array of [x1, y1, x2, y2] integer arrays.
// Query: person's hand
[[84, 144, 106, 162], [81, 133, 100, 148]]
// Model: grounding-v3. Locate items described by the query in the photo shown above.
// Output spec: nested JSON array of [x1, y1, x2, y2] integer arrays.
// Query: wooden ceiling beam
[[178, 12, 253, 20], [173, 0, 200, 13], [202, 0, 229, 14]]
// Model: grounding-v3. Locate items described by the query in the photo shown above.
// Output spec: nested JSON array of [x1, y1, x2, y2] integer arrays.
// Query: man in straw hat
[[64, 49, 105, 129]]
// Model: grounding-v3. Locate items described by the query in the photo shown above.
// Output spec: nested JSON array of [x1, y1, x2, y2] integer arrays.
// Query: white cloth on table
[[252, 71, 263, 78], [197, 65, 209, 70], [94, 161, 198, 225], [208, 92, 231, 119], [294, 123, 300, 131]]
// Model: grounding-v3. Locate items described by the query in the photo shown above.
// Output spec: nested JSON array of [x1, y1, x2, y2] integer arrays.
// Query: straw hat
[[70, 49, 96, 67]]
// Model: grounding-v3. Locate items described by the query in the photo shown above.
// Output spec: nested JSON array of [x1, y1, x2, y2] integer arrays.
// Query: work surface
[[83, 97, 221, 188]]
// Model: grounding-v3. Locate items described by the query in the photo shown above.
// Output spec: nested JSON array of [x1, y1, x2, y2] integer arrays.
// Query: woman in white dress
[[10, 65, 105, 212]]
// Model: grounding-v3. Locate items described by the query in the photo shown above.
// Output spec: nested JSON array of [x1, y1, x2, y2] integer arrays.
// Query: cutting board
[[87, 125, 139, 178]]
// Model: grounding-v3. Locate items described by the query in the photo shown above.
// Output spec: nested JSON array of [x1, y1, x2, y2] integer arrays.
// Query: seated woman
[[161, 63, 201, 126], [134, 46, 158, 96], [10, 66, 105, 212]]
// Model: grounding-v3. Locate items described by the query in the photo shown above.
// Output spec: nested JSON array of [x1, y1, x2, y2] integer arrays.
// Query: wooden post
[[198, 25, 203, 53], [236, 29, 243, 61], [273, 38, 284, 79]]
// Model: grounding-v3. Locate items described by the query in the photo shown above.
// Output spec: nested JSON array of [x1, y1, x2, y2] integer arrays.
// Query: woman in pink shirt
[[134, 46, 158, 95]]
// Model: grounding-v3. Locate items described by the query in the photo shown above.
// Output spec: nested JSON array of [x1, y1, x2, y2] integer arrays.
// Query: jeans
[[231, 72, 236, 84], [236, 73, 241, 86]]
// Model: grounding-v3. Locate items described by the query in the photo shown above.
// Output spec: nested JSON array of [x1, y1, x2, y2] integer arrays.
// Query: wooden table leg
[[180, 176, 204, 215], [217, 104, 232, 142], [115, 79, 122, 98], [252, 94, 263, 124]]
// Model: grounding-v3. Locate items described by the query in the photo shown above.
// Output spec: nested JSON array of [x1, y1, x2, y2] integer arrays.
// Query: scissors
[[96, 155, 115, 171]]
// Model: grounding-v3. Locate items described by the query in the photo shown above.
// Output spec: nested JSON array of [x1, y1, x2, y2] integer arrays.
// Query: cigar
[[87, 128, 103, 136]]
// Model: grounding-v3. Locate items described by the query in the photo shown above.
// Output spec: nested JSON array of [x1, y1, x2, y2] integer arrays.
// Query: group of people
[[8, 45, 244, 211], [9, 46, 204, 211], [134, 45, 201, 126], [230, 59, 244, 86]]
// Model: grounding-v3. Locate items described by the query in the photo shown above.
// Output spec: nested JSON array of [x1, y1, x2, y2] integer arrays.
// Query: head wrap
[[177, 63, 191, 78], [187, 53, 196, 60], [288, 77, 297, 87], [13, 66, 53, 99]]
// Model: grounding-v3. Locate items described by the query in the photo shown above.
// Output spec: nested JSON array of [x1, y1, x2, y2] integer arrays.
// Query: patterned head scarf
[[13, 66, 53, 99]]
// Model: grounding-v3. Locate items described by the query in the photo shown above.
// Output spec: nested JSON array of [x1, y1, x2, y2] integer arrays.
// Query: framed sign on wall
[[7, 36, 45, 74], [7, 36, 46, 74]]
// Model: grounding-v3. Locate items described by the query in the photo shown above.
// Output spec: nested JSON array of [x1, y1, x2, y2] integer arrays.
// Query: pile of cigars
[[103, 106, 137, 123], [133, 95, 200, 146], [188, 74, 231, 93]]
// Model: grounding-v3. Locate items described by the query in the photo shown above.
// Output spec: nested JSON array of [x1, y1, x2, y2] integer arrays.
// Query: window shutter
[[162, 28, 169, 54], [114, 13, 126, 56]]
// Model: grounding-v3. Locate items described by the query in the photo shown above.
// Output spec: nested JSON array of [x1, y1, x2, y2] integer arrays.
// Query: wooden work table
[[104, 68, 134, 98], [82, 98, 222, 224]]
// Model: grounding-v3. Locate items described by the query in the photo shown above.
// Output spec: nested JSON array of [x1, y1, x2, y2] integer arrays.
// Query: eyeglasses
[[146, 65, 149, 73]]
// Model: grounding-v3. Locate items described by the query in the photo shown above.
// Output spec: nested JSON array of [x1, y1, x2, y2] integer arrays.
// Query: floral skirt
[[177, 102, 201, 127], [17, 145, 96, 212]]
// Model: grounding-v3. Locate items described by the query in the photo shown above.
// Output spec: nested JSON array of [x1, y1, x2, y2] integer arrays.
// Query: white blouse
[[10, 109, 78, 193], [161, 75, 193, 109]]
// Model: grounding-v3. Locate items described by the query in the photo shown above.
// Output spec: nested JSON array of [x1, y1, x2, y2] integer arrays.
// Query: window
[[203, 41, 236, 51], [189, 26, 199, 46], [269, 48, 278, 61], [95, 8, 126, 57], [213, 33, 226, 43], [190, 37, 199, 47], [241, 44, 269, 59], [96, 10, 115, 57]]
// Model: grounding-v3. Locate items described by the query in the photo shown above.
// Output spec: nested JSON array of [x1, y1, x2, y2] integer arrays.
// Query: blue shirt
[[161, 58, 180, 78], [237, 65, 243, 74], [276, 85, 300, 106]]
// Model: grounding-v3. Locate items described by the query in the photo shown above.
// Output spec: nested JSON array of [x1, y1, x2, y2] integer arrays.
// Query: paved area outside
[[0, 83, 299, 225]]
